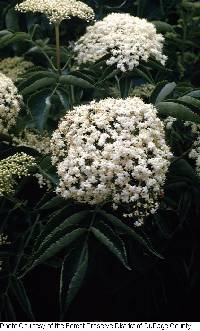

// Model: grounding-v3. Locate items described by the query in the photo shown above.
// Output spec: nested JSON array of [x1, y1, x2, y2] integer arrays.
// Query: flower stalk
[[55, 23, 61, 74]]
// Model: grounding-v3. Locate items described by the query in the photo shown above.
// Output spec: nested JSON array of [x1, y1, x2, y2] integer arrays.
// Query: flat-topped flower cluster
[[74, 13, 167, 72], [0, 57, 33, 82], [13, 129, 51, 155], [51, 97, 172, 225], [0, 72, 22, 134], [15, 0, 95, 24]]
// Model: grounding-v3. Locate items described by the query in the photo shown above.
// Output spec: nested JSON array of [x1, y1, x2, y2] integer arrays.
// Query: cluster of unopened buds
[[0, 153, 36, 196], [12, 129, 52, 155]]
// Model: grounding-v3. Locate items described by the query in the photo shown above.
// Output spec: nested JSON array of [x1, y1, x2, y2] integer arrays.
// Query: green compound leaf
[[0, 31, 30, 48], [28, 90, 52, 130], [177, 95, 200, 110], [152, 21, 174, 33], [59, 74, 94, 89], [33, 210, 90, 255], [18, 70, 58, 91], [91, 222, 131, 270], [9, 276, 35, 321], [155, 82, 176, 104], [59, 240, 88, 320], [38, 196, 67, 210], [169, 159, 199, 183], [186, 90, 200, 98], [31, 228, 87, 269], [5, 8, 20, 31], [21, 77, 56, 96], [150, 80, 168, 104], [133, 67, 154, 84], [56, 89, 70, 109], [38, 155, 59, 184], [156, 102, 200, 124], [5, 295, 17, 321], [98, 211, 163, 259]]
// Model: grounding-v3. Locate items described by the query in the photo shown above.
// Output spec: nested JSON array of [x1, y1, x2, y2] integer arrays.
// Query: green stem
[[136, 0, 146, 17], [171, 147, 192, 164], [61, 55, 72, 72], [41, 48, 57, 72], [70, 85, 75, 108], [55, 23, 61, 74], [160, 0, 165, 16], [180, 9, 188, 68], [28, 40, 57, 71]]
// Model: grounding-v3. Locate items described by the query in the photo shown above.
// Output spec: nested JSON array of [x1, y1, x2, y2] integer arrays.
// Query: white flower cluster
[[109, 83, 155, 100], [0, 153, 36, 196], [12, 129, 52, 189], [34, 173, 52, 191], [164, 116, 177, 130], [0, 57, 33, 82], [15, 0, 94, 24], [51, 97, 172, 224], [74, 13, 167, 72], [0, 234, 9, 246], [131, 84, 155, 99], [189, 137, 200, 175], [164, 117, 200, 177], [0, 72, 22, 134], [12, 129, 51, 155], [187, 122, 200, 176]]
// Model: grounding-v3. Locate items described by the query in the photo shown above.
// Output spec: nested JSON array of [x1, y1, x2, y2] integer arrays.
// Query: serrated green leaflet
[[150, 81, 168, 104], [60, 241, 88, 320], [156, 102, 200, 124], [91, 224, 131, 270], [9, 276, 35, 321], [31, 228, 87, 269], [98, 211, 163, 259], [22, 78, 56, 96], [33, 210, 90, 256], [152, 21, 174, 33], [187, 90, 200, 98], [155, 82, 176, 104], [178, 96, 200, 110], [59, 75, 94, 89], [39, 196, 66, 210], [133, 68, 154, 84]]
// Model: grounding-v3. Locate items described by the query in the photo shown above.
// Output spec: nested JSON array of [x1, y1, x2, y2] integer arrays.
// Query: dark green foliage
[[0, 0, 200, 322]]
